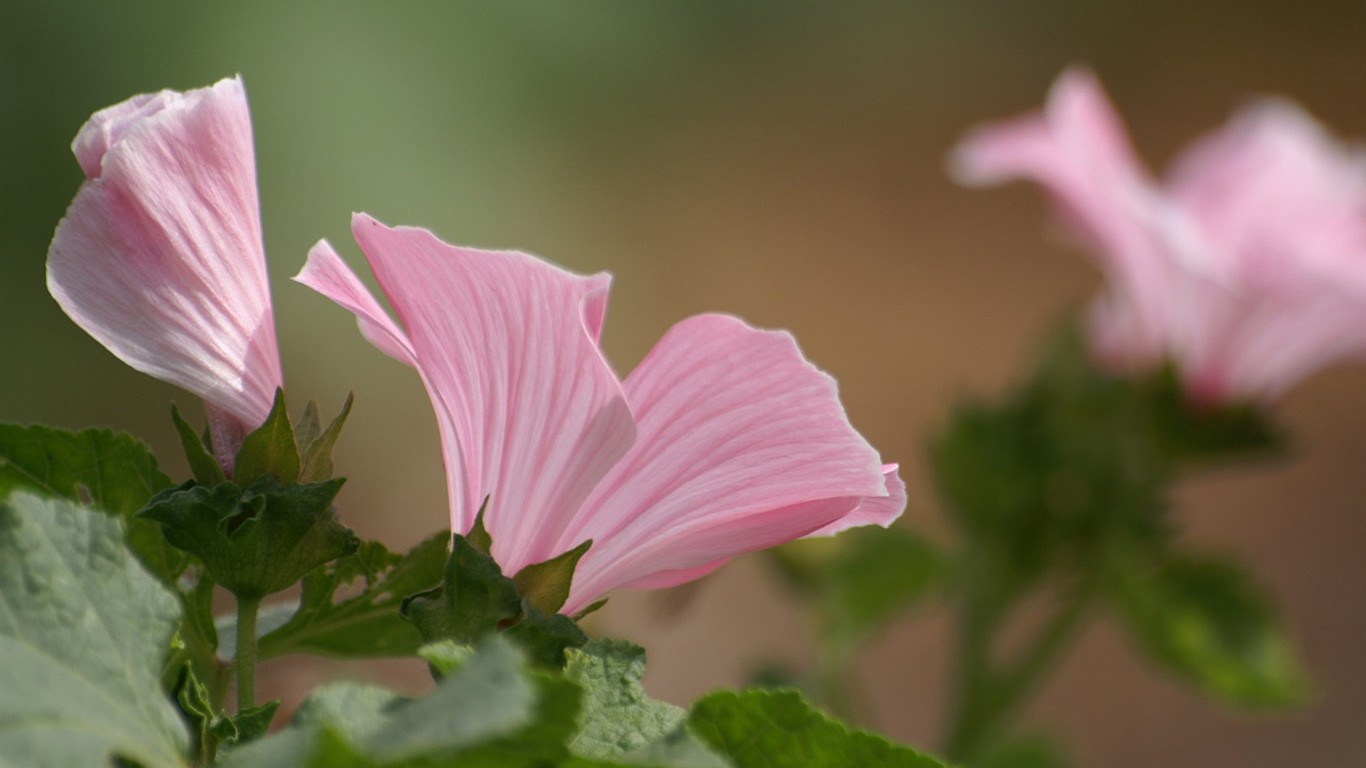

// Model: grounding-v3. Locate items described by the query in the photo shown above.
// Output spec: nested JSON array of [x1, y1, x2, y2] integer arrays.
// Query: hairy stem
[[234, 595, 261, 713]]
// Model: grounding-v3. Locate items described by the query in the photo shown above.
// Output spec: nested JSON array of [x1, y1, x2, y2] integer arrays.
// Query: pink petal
[[805, 464, 907, 537], [295, 240, 417, 367], [333, 215, 637, 569], [47, 76, 282, 445], [1165, 100, 1366, 295], [951, 68, 1173, 367], [560, 314, 902, 614]]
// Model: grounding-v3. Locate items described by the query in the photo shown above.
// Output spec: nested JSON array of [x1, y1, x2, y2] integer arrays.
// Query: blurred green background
[[3, 2, 1363, 766]]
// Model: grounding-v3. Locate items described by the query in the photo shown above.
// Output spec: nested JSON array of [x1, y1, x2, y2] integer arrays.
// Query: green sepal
[[402, 528, 589, 669], [138, 476, 358, 600], [171, 404, 227, 485], [514, 538, 593, 614], [1109, 553, 1308, 708], [233, 389, 301, 486], [467, 499, 493, 553], [294, 400, 323, 452], [1145, 368, 1284, 466], [505, 602, 589, 669], [0, 423, 184, 584], [257, 532, 448, 659], [688, 689, 946, 768], [572, 598, 610, 622], [402, 531, 522, 645], [299, 393, 354, 483]]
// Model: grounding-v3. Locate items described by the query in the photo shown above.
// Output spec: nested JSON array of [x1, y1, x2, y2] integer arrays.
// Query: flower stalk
[[234, 595, 261, 713]]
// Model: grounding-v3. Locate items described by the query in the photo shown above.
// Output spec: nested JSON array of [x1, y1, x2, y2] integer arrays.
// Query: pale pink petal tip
[[48, 75, 281, 444]]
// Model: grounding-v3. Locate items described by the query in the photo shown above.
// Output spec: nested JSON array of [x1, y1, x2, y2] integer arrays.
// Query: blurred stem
[[234, 595, 260, 713], [815, 642, 866, 724], [942, 562, 1094, 763]]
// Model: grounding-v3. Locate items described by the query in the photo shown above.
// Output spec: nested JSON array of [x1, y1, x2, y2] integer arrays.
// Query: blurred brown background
[[2, 2, 1363, 765]]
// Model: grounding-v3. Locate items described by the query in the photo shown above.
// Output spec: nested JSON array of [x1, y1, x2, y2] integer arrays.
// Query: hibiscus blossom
[[48, 77, 283, 466], [951, 68, 1366, 402], [298, 214, 904, 613]]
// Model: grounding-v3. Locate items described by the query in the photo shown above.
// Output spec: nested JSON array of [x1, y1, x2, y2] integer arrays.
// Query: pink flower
[[298, 214, 904, 614], [951, 68, 1366, 402], [48, 77, 283, 465]]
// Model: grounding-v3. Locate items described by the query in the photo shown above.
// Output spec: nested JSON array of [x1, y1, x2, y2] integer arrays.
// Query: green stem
[[941, 558, 1005, 762], [942, 575, 1094, 763], [235, 595, 261, 713]]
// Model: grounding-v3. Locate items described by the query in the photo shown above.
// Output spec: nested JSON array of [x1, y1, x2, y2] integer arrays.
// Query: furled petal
[[559, 314, 902, 614], [308, 215, 637, 570], [47, 77, 282, 450]]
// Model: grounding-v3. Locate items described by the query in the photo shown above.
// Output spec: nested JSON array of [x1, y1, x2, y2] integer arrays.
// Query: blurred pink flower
[[951, 68, 1366, 402], [48, 77, 283, 467], [298, 214, 904, 614]]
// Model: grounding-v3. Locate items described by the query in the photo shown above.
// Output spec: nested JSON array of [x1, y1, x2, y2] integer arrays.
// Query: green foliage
[[220, 637, 583, 768], [1110, 554, 1307, 708], [139, 476, 359, 600], [0, 491, 189, 768], [689, 690, 945, 768], [403, 529, 590, 668], [818, 528, 945, 654], [1145, 370, 1283, 465], [258, 533, 448, 659], [175, 662, 280, 762], [0, 422, 184, 582], [565, 639, 723, 766], [976, 736, 1071, 768]]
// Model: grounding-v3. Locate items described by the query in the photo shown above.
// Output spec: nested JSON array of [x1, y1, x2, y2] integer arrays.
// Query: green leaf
[[139, 477, 359, 599], [566, 639, 725, 766], [213, 700, 282, 750], [1110, 554, 1308, 708], [299, 393, 354, 483], [514, 538, 593, 615], [258, 533, 448, 659], [172, 405, 227, 485], [233, 389, 301, 486], [0, 491, 189, 767], [221, 636, 582, 767], [402, 531, 522, 645], [688, 690, 944, 768], [419, 639, 477, 676], [820, 528, 945, 654], [0, 423, 185, 582]]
